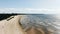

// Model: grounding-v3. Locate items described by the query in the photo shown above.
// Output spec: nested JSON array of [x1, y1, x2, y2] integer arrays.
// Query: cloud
[[0, 8, 60, 14]]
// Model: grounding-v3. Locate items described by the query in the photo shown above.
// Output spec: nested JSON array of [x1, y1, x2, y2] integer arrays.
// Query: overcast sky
[[0, 0, 60, 14]]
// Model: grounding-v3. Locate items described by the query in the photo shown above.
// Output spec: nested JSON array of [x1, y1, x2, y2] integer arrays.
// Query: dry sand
[[0, 15, 26, 34]]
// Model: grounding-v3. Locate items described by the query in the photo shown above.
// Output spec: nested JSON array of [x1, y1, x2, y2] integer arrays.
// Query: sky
[[0, 0, 60, 14]]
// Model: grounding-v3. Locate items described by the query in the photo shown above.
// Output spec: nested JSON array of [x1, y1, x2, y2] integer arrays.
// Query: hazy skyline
[[0, 0, 60, 14]]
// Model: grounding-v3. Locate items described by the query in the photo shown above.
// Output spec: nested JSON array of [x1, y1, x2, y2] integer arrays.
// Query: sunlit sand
[[0, 15, 26, 34]]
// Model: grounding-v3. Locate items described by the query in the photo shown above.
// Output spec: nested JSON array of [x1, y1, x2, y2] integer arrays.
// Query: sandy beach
[[0, 15, 26, 34], [0, 15, 60, 34]]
